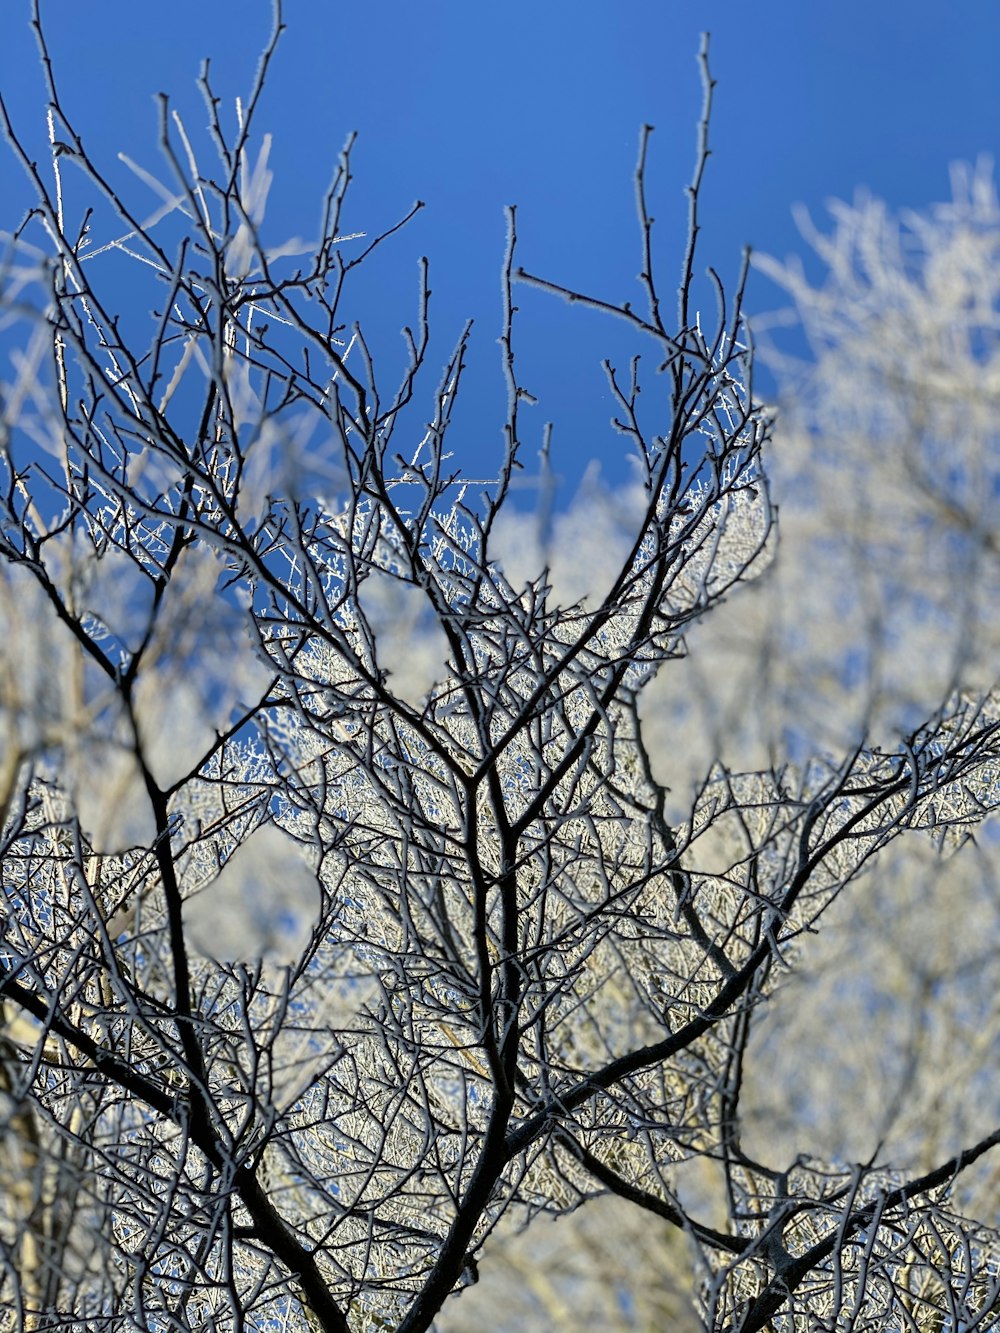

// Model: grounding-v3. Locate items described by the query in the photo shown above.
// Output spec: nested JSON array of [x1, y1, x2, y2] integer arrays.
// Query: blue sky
[[2, 0, 997, 497]]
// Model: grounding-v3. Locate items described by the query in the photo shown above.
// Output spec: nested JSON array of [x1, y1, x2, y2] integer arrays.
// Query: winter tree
[[1, 6, 999, 1331]]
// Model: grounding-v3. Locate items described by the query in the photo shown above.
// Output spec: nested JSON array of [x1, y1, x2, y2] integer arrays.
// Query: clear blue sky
[[2, 0, 997, 496]]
